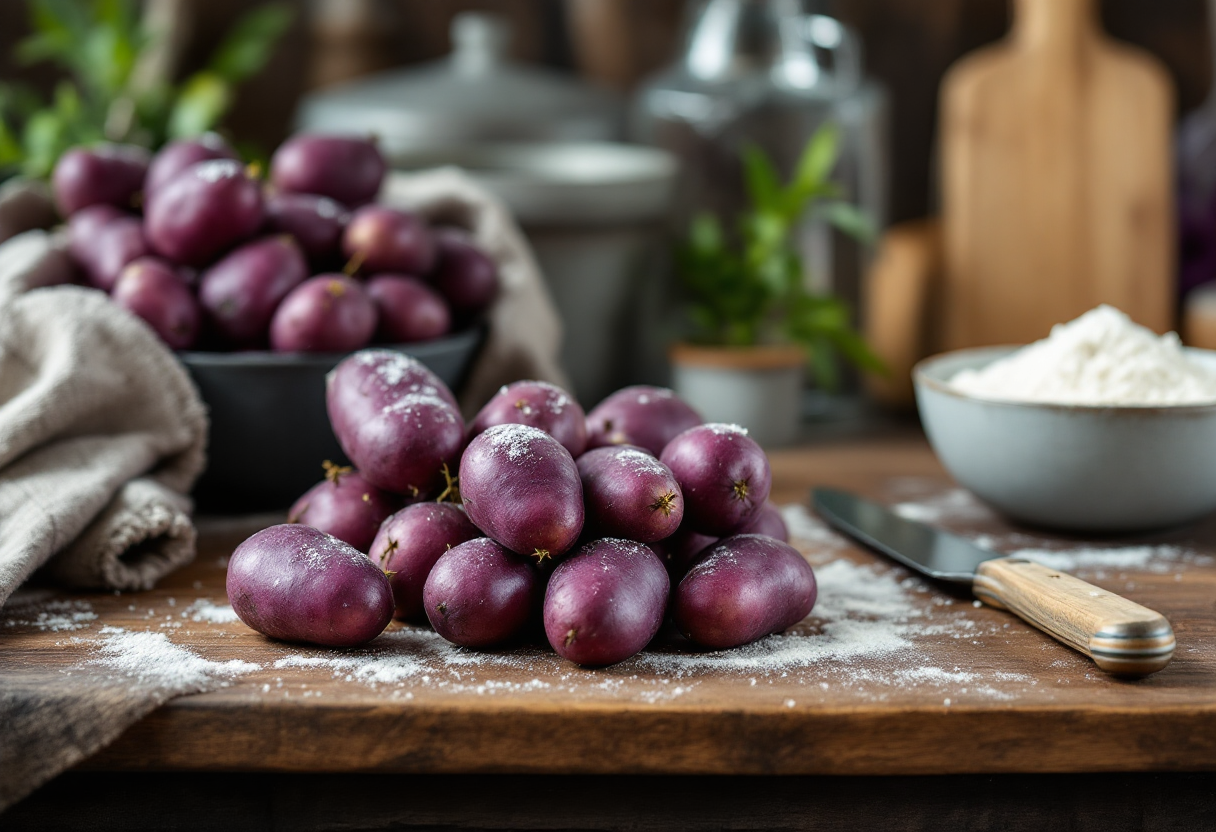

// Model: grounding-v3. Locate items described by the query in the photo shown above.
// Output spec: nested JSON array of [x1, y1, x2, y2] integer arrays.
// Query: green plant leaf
[[817, 200, 877, 244], [741, 144, 781, 213], [793, 121, 841, 193], [207, 2, 294, 84], [168, 73, 232, 140], [809, 336, 840, 391]]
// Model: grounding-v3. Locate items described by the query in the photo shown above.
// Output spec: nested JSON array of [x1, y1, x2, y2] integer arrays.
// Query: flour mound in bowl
[[949, 305, 1216, 406]]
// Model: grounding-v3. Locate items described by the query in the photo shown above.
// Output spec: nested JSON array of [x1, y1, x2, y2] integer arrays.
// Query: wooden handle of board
[[974, 557, 1175, 677]]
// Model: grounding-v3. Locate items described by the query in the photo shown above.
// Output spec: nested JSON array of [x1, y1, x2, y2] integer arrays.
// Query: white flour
[[950, 305, 1216, 405], [91, 627, 259, 688]]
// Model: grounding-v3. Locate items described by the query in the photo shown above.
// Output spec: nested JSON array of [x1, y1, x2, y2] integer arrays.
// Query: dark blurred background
[[1, 0, 1209, 226]]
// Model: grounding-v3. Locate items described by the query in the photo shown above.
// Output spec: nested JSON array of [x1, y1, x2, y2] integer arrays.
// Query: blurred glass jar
[[633, 0, 888, 305]]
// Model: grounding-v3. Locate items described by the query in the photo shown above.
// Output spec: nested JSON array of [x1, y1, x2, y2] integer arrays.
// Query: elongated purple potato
[[264, 192, 349, 261], [269, 274, 377, 353], [226, 524, 393, 647], [270, 134, 386, 207], [370, 502, 482, 621], [660, 423, 771, 536], [367, 274, 451, 343], [544, 538, 669, 666], [288, 464, 402, 552], [674, 534, 816, 649], [68, 204, 124, 258], [111, 257, 200, 349], [52, 143, 150, 216], [460, 424, 584, 563], [470, 380, 586, 457], [199, 235, 308, 345], [432, 231, 499, 319], [328, 349, 459, 415], [145, 159, 264, 265], [577, 446, 683, 543], [424, 538, 539, 647], [736, 501, 789, 542], [76, 214, 149, 291], [144, 133, 238, 196], [342, 205, 436, 275], [339, 392, 464, 498], [585, 386, 702, 456], [650, 525, 718, 582]]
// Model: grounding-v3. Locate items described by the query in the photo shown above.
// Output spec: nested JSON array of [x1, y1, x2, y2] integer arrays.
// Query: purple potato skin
[[424, 538, 539, 647], [369, 502, 482, 622], [111, 257, 201, 349], [338, 391, 464, 498], [68, 204, 124, 256], [673, 534, 816, 649], [52, 143, 150, 216], [74, 214, 149, 291], [342, 205, 436, 275], [577, 446, 683, 543], [432, 231, 499, 319], [460, 424, 584, 563], [226, 523, 394, 647], [270, 134, 386, 207], [288, 466, 403, 553], [264, 192, 350, 262], [144, 159, 265, 265], [585, 386, 702, 456], [199, 235, 309, 345], [659, 424, 772, 536], [470, 381, 586, 458], [736, 501, 789, 542], [326, 349, 459, 433], [367, 274, 451, 343], [544, 538, 669, 666], [144, 133, 238, 196], [649, 526, 718, 583], [269, 274, 377, 353]]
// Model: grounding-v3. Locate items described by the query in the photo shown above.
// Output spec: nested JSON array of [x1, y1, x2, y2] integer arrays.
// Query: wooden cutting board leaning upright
[[940, 0, 1173, 349]]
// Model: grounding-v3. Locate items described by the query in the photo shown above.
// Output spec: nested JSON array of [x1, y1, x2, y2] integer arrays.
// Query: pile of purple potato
[[226, 351, 818, 666], [51, 133, 498, 351]]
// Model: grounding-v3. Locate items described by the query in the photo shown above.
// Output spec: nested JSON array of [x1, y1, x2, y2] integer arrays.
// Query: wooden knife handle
[[973, 557, 1175, 677]]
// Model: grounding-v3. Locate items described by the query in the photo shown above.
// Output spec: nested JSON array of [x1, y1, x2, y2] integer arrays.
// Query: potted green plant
[[671, 122, 884, 446]]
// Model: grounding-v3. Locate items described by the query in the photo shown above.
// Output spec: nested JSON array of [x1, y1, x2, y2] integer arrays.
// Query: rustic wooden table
[[5, 432, 1216, 830]]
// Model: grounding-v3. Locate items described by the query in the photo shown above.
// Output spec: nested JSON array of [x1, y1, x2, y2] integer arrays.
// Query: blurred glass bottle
[[632, 0, 887, 305]]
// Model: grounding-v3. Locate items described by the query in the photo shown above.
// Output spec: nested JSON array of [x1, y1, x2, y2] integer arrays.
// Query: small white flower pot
[[670, 344, 805, 447]]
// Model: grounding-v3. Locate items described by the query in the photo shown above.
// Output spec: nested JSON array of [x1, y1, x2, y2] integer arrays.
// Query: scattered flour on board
[[90, 627, 259, 688], [2, 598, 97, 631], [185, 599, 241, 624]]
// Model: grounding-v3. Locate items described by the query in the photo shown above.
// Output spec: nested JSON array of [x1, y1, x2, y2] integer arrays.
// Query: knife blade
[[812, 487, 1176, 677]]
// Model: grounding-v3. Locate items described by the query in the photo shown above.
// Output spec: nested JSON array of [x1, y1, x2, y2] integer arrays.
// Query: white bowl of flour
[[914, 306, 1216, 532]]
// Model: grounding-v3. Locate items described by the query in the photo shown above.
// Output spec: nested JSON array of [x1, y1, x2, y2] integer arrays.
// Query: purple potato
[[544, 538, 669, 666], [367, 274, 451, 343], [199, 235, 309, 345], [52, 143, 150, 216], [288, 462, 403, 553], [659, 423, 771, 536], [264, 191, 350, 262], [78, 215, 150, 291], [673, 534, 816, 649], [144, 159, 264, 265], [736, 501, 789, 542], [460, 424, 584, 563], [470, 380, 586, 458], [226, 523, 393, 647], [424, 538, 539, 647], [342, 205, 436, 275], [111, 257, 201, 349], [649, 526, 718, 583], [585, 386, 702, 456], [432, 231, 499, 319], [369, 502, 482, 622], [144, 133, 238, 196], [68, 204, 124, 252], [326, 349, 459, 429], [269, 274, 377, 353], [577, 446, 683, 543], [270, 133, 386, 207]]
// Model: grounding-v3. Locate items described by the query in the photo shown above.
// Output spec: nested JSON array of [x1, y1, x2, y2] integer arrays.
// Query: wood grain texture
[[940, 0, 1174, 349], [974, 556, 1175, 676]]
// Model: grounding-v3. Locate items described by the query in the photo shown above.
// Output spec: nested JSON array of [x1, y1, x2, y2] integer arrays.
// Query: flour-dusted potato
[[460, 424, 584, 563], [543, 538, 669, 666], [584, 386, 701, 456], [369, 502, 482, 621], [144, 158, 264, 265], [288, 464, 403, 552], [226, 524, 394, 647], [659, 423, 771, 536], [144, 133, 238, 196], [649, 525, 718, 583], [673, 534, 816, 649], [470, 380, 586, 457], [576, 446, 683, 542], [423, 538, 540, 647]]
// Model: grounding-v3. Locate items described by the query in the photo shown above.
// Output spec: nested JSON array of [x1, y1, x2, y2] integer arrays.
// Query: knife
[[812, 488, 1176, 677]]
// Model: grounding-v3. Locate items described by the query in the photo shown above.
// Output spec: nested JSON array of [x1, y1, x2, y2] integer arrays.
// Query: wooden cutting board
[[939, 0, 1174, 349]]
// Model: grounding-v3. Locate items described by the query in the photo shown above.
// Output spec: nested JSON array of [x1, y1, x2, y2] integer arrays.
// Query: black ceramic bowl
[[181, 326, 484, 512]]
